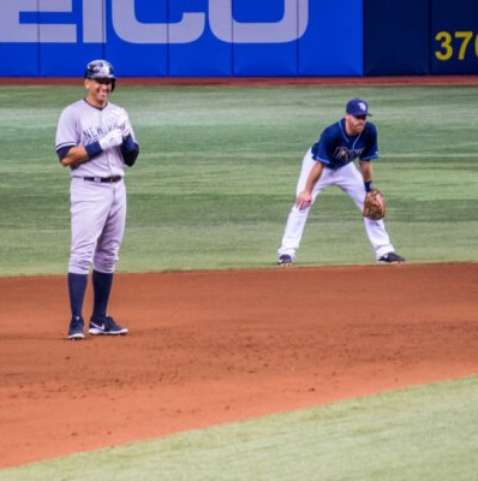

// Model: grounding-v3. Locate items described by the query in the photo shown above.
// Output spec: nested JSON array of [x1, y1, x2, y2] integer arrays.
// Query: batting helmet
[[84, 59, 116, 90]]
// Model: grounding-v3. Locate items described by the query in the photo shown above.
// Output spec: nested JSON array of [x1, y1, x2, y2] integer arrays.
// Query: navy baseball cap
[[346, 98, 372, 117]]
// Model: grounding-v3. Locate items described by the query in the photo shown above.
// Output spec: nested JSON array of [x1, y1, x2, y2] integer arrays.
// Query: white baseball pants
[[278, 150, 394, 260], [68, 178, 126, 275]]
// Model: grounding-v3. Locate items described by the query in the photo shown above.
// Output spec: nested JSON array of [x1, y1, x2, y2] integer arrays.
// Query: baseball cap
[[346, 98, 372, 117]]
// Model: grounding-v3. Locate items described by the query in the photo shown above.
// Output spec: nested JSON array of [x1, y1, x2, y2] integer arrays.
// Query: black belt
[[83, 176, 122, 183]]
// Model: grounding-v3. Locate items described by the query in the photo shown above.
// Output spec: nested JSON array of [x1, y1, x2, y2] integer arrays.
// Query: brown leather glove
[[363, 189, 386, 220]]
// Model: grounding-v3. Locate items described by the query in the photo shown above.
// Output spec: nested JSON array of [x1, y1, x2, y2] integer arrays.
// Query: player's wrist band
[[85, 141, 103, 159], [364, 181, 374, 192]]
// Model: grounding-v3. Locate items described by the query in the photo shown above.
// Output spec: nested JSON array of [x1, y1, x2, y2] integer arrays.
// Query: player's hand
[[115, 112, 131, 138], [99, 128, 123, 150], [296, 191, 312, 210]]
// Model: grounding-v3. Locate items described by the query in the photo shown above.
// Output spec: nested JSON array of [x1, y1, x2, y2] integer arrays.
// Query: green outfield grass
[[0, 84, 477, 275], [1, 376, 477, 481]]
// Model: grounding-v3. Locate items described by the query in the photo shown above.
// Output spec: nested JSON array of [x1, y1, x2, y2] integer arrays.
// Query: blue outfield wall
[[364, 0, 430, 76], [430, 0, 478, 74], [0, 0, 363, 77], [0, 0, 477, 77], [364, 0, 478, 75]]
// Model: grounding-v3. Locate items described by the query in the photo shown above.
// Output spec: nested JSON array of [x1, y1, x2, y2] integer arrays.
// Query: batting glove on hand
[[99, 129, 123, 151], [115, 112, 131, 138]]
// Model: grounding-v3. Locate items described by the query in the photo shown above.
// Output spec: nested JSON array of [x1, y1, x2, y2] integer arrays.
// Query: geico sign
[[1, 0, 309, 44]]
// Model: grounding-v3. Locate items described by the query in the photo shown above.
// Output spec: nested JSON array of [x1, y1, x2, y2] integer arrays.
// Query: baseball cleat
[[67, 316, 85, 340], [89, 316, 128, 336], [278, 254, 293, 266], [378, 252, 405, 264]]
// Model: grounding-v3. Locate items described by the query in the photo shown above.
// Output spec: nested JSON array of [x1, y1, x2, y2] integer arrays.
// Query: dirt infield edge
[[1, 75, 478, 87]]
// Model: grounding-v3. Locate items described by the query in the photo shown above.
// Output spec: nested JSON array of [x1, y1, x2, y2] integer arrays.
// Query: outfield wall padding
[[0, 0, 477, 77]]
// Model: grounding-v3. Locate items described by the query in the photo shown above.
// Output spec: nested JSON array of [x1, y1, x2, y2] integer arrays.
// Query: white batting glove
[[115, 112, 131, 138], [99, 128, 123, 150]]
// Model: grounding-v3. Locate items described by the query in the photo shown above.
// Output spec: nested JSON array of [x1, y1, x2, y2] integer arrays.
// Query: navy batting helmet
[[84, 59, 116, 90]]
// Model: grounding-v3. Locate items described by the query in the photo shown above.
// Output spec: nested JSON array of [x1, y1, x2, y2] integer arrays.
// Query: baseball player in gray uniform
[[55, 59, 139, 340]]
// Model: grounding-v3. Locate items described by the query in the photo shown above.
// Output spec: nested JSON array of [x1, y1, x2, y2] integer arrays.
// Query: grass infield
[[1, 376, 477, 481], [1, 85, 477, 275]]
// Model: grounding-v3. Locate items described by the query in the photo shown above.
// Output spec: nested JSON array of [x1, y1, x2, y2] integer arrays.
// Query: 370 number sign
[[434, 31, 478, 61]]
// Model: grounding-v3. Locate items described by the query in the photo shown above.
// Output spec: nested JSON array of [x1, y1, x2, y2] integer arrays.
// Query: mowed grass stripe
[[0, 85, 477, 275], [1, 376, 477, 481]]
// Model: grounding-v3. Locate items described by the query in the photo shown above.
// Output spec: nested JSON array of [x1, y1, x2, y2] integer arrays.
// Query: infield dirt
[[1, 263, 478, 467]]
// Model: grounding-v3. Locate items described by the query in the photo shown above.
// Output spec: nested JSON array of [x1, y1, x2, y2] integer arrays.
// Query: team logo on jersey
[[334, 146, 351, 162], [333, 146, 364, 162]]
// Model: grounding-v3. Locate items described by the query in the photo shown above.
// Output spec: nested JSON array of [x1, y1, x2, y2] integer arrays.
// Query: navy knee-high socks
[[92, 270, 114, 320], [67, 271, 114, 321], [67, 273, 87, 320]]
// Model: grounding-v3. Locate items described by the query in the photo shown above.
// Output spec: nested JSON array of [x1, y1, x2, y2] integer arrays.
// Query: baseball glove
[[363, 189, 386, 220]]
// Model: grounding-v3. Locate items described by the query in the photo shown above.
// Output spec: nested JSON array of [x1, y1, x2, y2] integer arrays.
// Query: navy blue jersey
[[311, 119, 378, 170]]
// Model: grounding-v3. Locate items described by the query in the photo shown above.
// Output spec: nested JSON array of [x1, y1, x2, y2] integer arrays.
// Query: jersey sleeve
[[311, 128, 334, 166], [359, 123, 379, 161], [55, 107, 79, 152]]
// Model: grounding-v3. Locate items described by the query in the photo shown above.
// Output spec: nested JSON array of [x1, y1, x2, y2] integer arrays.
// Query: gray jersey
[[55, 99, 135, 178]]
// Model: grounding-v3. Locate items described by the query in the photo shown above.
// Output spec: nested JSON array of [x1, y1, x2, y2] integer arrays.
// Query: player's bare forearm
[[359, 160, 373, 182], [60, 146, 90, 168], [304, 161, 324, 193], [296, 161, 323, 209]]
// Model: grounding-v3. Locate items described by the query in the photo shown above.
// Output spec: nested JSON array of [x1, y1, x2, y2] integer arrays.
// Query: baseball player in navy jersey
[[277, 98, 404, 266], [55, 59, 139, 340]]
